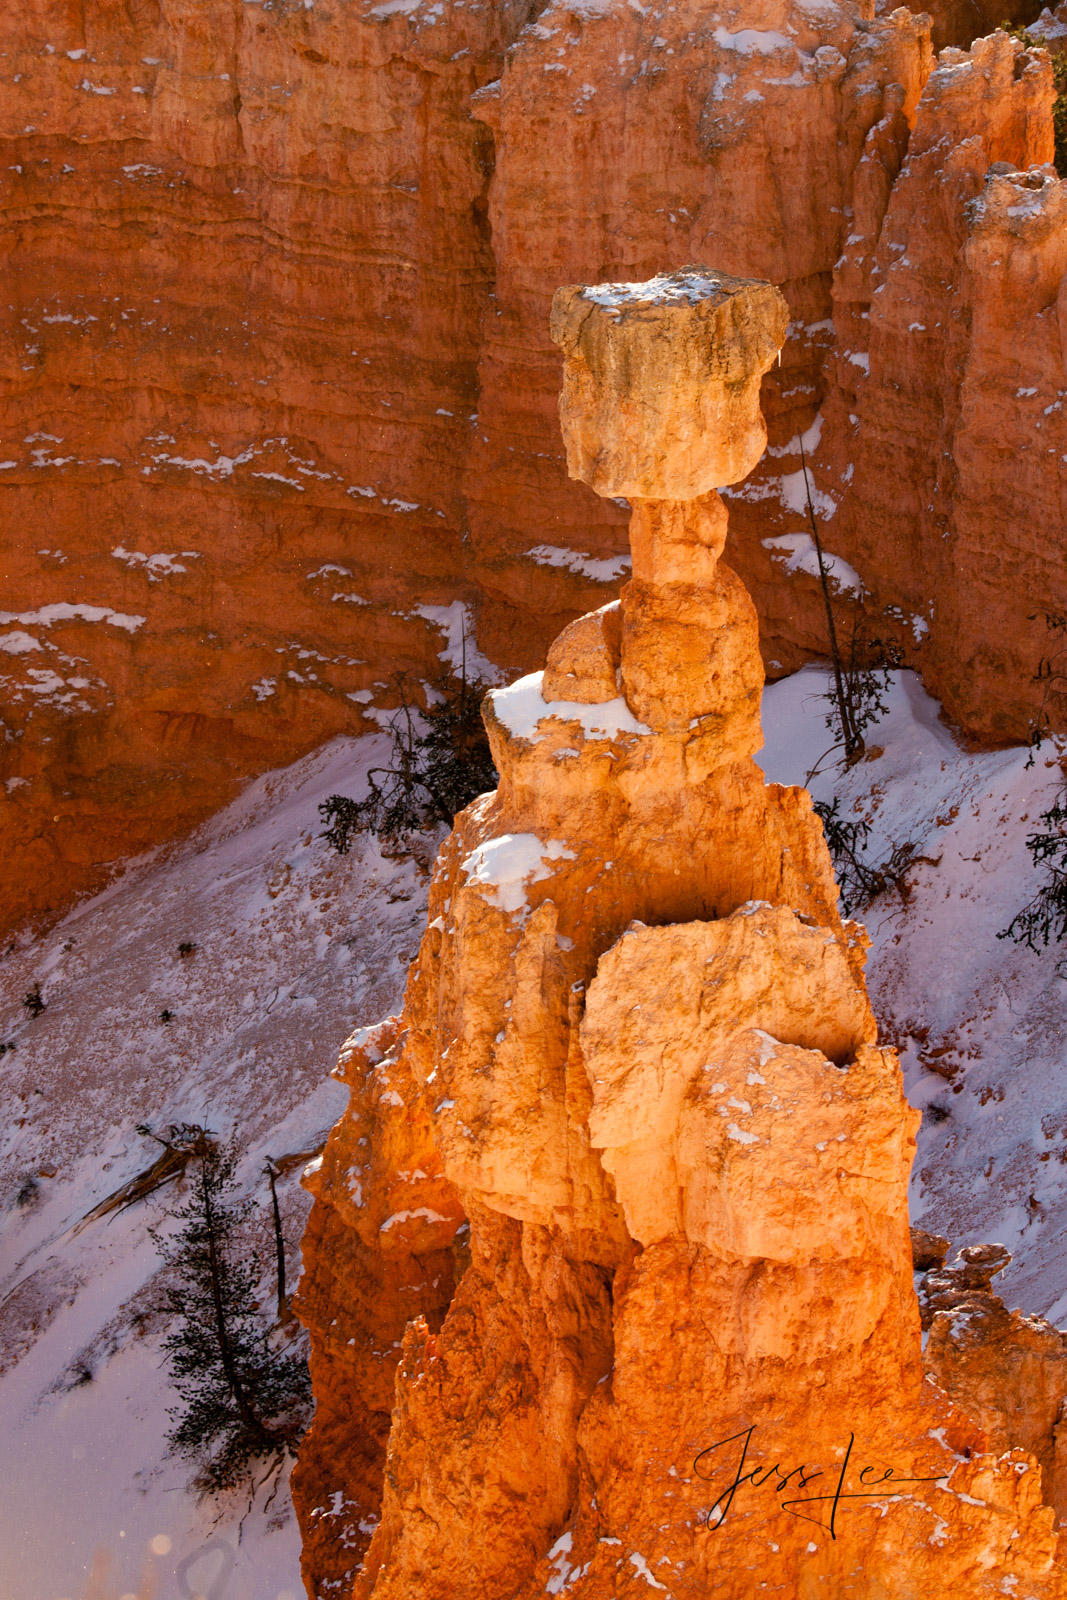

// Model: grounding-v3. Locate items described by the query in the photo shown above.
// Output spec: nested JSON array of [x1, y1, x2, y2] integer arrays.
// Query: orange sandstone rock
[[293, 1017, 465, 1596], [0, 0, 522, 933], [921, 1241, 1067, 1522], [820, 29, 1065, 743], [542, 601, 621, 705], [550, 269, 788, 498], [463, 0, 934, 680], [295, 267, 1067, 1599]]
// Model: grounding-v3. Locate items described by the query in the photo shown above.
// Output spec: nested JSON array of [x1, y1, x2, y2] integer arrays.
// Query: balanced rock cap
[[550, 265, 789, 501]]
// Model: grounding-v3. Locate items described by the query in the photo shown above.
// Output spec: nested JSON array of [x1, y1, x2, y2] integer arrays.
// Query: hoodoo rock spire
[[294, 266, 1066, 1599]]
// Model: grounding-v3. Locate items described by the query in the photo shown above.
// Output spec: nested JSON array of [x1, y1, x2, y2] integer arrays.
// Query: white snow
[[0, 631, 41, 654], [414, 600, 505, 684], [766, 412, 824, 457], [1028, 6, 1067, 41], [112, 546, 195, 579], [306, 563, 351, 580], [776, 465, 839, 522], [460, 834, 576, 914], [379, 1207, 449, 1231], [526, 544, 631, 583], [545, 1527, 589, 1592], [0, 602, 145, 632], [762, 533, 863, 595], [0, 733, 427, 1600], [581, 268, 734, 309], [713, 25, 792, 53], [758, 666, 1067, 1320], [628, 1550, 669, 1589], [489, 670, 651, 742]]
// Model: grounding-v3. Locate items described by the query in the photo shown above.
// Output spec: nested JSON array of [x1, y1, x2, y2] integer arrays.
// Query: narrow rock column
[[549, 267, 786, 742]]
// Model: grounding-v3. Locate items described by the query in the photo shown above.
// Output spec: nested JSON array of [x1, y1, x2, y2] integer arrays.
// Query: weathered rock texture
[[9, 0, 1067, 933], [294, 270, 1067, 1599], [0, 0, 525, 932], [819, 27, 1067, 743], [463, 0, 937, 680], [919, 1239, 1067, 1523]]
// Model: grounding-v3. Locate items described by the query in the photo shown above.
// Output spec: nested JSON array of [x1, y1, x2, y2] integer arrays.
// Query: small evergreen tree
[[998, 795, 1067, 950], [814, 797, 923, 917], [148, 1125, 310, 1495], [818, 608, 901, 767], [796, 434, 900, 775], [813, 798, 876, 916], [320, 664, 497, 855]]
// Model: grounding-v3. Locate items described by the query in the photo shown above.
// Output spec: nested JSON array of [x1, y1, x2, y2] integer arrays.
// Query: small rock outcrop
[[294, 269, 1067, 1598], [919, 1237, 1067, 1524]]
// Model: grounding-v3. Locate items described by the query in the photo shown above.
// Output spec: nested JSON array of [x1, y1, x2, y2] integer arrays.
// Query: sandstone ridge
[[294, 267, 1067, 1598]]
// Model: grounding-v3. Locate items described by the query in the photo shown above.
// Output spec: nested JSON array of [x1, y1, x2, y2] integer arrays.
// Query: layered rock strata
[[464, 0, 936, 679], [820, 27, 1067, 742], [7, 1, 1067, 931], [295, 268, 1066, 1599], [0, 0, 524, 931]]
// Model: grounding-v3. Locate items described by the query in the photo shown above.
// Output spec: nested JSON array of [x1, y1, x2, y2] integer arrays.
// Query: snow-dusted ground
[[759, 667, 1067, 1322], [3, 663, 1067, 1600], [0, 735, 428, 1600]]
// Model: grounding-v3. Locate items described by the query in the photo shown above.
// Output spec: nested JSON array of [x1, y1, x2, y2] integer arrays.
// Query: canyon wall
[[293, 268, 1067, 1599], [821, 28, 1067, 743], [5, 0, 1067, 932], [0, 0, 523, 930]]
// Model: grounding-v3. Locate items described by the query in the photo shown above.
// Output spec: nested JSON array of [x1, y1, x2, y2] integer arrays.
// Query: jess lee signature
[[694, 1426, 948, 1539]]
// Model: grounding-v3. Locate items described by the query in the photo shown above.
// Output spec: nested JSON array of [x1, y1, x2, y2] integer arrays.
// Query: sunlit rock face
[[550, 268, 788, 498], [5, 0, 1065, 935], [294, 268, 1067, 1599]]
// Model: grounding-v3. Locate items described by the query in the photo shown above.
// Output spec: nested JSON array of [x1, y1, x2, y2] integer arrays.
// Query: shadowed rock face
[[294, 268, 1067, 1599], [0, 0, 527, 936]]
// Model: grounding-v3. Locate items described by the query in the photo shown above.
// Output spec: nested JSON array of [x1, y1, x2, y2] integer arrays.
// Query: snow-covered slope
[[3, 665, 1066, 1600], [759, 667, 1067, 1322], [0, 734, 429, 1600]]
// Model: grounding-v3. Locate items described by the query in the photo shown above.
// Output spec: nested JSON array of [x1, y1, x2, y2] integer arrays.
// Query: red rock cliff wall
[[0, 0, 522, 929], [821, 30, 1067, 742], [463, 0, 933, 670], [3, 0, 1065, 931]]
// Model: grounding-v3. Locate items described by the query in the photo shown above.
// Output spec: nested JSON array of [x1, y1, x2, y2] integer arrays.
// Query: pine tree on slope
[[146, 1124, 310, 1495]]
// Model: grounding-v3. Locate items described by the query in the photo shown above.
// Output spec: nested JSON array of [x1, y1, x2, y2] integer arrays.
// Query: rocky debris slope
[[294, 269, 1067, 1598], [9, 0, 1067, 933]]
